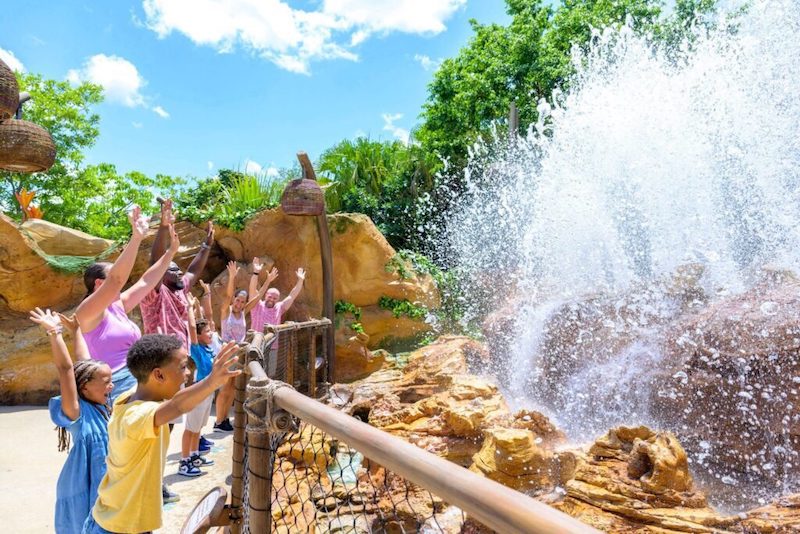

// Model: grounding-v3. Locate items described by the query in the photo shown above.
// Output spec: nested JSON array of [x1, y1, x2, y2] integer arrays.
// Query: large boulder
[[214, 210, 438, 349], [20, 219, 114, 256]]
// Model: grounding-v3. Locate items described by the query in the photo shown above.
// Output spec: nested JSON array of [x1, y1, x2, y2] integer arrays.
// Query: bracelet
[[46, 327, 63, 337]]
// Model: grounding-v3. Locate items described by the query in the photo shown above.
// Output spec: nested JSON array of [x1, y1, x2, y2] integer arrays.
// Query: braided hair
[[57, 359, 110, 452]]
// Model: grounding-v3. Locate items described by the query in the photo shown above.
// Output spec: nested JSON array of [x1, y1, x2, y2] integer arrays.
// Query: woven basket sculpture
[[0, 119, 56, 173], [0, 58, 19, 120], [281, 152, 325, 216]]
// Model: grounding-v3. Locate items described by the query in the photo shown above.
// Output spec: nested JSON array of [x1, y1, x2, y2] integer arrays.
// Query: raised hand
[[160, 198, 175, 227], [226, 260, 240, 279], [129, 205, 151, 240], [57, 313, 80, 334], [198, 279, 211, 296], [252, 257, 263, 275], [29, 307, 62, 332], [204, 221, 215, 246], [267, 267, 279, 283], [167, 223, 180, 255], [207, 341, 242, 388], [296, 267, 306, 281]]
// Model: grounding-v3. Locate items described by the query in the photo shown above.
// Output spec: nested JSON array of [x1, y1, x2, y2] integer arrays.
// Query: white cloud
[[244, 158, 262, 174], [266, 166, 279, 178], [207, 161, 214, 170], [414, 53, 440, 71], [382, 113, 410, 144], [67, 54, 146, 107], [0, 48, 25, 72], [132, 121, 143, 128], [152, 105, 169, 118], [141, 0, 465, 74]]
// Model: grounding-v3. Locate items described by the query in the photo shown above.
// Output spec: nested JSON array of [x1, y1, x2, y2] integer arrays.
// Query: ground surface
[[0, 405, 234, 533]]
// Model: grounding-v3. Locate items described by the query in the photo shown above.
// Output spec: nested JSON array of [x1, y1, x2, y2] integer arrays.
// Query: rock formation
[[0, 210, 439, 402]]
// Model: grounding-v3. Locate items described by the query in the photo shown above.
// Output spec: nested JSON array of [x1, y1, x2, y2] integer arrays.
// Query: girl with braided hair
[[29, 308, 113, 534]]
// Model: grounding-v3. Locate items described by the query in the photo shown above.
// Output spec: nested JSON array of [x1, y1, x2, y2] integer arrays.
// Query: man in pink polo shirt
[[139, 200, 215, 347], [248, 258, 306, 375]]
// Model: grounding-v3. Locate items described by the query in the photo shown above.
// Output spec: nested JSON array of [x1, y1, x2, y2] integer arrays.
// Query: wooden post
[[307, 328, 317, 397], [229, 344, 248, 533], [296, 152, 336, 384], [245, 375, 271, 534]]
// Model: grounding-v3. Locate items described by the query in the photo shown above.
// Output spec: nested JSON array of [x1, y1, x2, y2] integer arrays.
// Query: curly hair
[[127, 334, 183, 383]]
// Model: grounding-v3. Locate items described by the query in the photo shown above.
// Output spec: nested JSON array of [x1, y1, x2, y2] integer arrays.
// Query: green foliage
[[334, 300, 365, 333], [384, 253, 414, 280], [378, 296, 428, 320], [0, 72, 182, 240], [175, 168, 288, 231], [318, 138, 437, 250], [334, 300, 362, 320], [416, 0, 714, 173]]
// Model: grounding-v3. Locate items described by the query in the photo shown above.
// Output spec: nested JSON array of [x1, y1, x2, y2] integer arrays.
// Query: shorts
[[185, 393, 213, 433], [110, 367, 137, 404], [82, 514, 152, 534]]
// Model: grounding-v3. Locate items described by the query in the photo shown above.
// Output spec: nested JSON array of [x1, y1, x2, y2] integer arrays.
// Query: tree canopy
[[1, 72, 181, 239]]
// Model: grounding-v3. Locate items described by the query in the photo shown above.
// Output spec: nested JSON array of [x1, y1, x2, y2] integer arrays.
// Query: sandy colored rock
[[214, 210, 438, 347], [333, 329, 385, 382], [740, 494, 800, 533], [0, 214, 86, 325], [20, 218, 114, 256]]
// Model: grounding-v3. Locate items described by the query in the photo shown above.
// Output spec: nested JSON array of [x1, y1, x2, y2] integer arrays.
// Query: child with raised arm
[[178, 294, 218, 477], [82, 335, 240, 534], [29, 308, 113, 534]]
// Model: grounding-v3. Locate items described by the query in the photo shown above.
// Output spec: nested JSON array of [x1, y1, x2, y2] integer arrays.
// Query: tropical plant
[[0, 72, 182, 239]]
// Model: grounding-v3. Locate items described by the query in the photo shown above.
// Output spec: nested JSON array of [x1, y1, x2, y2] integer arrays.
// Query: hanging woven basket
[[280, 178, 325, 216], [0, 119, 56, 173], [0, 58, 19, 120]]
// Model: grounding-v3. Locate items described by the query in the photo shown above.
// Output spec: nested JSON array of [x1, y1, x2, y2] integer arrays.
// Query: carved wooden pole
[[296, 152, 336, 383], [229, 340, 249, 533]]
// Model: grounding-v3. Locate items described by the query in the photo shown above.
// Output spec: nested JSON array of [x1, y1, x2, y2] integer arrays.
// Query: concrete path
[[0, 405, 234, 533]]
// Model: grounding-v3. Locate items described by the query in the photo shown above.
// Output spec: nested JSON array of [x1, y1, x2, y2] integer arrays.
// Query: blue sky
[[0, 1, 510, 180]]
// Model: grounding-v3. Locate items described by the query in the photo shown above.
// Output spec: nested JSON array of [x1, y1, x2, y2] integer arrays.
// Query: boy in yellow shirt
[[82, 334, 240, 534]]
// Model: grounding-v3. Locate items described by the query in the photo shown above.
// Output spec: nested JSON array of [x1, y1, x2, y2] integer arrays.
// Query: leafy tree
[[416, 0, 709, 173], [0, 72, 182, 239], [317, 137, 436, 250]]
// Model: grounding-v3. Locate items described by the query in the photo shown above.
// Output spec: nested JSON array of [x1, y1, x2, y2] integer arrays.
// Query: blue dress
[[48, 396, 110, 534]]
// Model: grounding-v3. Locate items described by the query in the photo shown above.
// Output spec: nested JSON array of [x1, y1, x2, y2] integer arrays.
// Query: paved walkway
[[0, 405, 234, 533]]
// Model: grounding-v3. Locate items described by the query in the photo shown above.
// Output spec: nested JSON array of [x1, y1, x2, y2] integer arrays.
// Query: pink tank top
[[251, 300, 284, 334], [83, 300, 142, 372], [222, 307, 247, 343]]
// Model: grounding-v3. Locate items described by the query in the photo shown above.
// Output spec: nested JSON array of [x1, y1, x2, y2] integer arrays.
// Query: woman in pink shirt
[[76, 207, 181, 401]]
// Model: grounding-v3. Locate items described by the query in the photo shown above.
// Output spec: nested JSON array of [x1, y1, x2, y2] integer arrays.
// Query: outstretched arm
[[58, 313, 90, 362], [184, 222, 214, 289], [280, 268, 306, 312], [76, 207, 149, 332], [245, 267, 278, 313], [121, 224, 180, 313], [149, 199, 174, 267], [199, 280, 213, 323], [187, 294, 199, 346], [220, 261, 239, 321], [30, 309, 80, 421], [153, 342, 241, 427]]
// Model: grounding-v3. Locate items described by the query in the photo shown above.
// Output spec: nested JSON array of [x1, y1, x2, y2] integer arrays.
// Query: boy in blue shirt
[[179, 294, 219, 476]]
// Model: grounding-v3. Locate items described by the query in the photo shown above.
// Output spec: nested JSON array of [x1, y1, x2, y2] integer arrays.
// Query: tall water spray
[[441, 0, 800, 510]]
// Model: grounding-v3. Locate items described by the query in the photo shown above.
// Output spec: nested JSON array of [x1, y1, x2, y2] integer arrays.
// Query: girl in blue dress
[[30, 308, 113, 534]]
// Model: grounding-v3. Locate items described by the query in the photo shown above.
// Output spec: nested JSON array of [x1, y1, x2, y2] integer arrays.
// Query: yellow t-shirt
[[92, 389, 169, 533]]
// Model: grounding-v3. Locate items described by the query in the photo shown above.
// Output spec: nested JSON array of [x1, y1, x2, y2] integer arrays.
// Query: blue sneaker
[[199, 435, 214, 455]]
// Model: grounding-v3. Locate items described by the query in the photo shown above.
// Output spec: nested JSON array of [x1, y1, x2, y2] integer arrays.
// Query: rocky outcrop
[[1, 210, 439, 402], [20, 219, 114, 256], [215, 210, 438, 348]]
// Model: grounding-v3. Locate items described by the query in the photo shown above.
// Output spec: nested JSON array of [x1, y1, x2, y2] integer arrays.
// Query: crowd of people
[[33, 200, 307, 533]]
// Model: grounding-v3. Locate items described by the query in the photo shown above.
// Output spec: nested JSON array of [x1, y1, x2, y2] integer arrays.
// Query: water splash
[[439, 0, 800, 510]]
